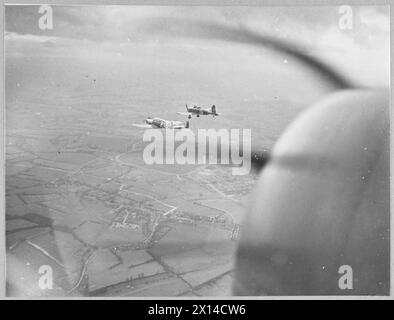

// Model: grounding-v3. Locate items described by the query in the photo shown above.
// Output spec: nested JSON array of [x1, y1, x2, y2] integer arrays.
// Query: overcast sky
[[5, 5, 390, 87]]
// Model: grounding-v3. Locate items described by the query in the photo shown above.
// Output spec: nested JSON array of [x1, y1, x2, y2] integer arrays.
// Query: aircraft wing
[[132, 123, 153, 128], [177, 112, 191, 116]]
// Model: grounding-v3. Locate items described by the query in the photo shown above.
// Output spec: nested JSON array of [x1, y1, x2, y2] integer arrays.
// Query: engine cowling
[[234, 89, 389, 295]]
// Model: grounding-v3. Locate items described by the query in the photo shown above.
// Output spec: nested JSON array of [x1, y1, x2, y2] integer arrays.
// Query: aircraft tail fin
[[186, 104, 188, 111]]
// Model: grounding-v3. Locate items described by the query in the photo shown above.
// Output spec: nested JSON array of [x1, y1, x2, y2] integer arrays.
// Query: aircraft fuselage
[[146, 118, 187, 129]]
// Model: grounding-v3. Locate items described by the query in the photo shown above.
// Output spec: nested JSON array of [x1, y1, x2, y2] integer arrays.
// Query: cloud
[[358, 6, 390, 33], [42, 40, 56, 48], [5, 5, 390, 87]]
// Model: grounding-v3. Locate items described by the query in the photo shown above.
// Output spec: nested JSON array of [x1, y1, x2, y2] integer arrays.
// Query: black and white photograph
[[3, 3, 390, 298]]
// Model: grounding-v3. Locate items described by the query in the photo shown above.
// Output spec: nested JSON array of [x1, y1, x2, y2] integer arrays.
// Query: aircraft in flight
[[133, 117, 189, 129], [177, 104, 220, 119]]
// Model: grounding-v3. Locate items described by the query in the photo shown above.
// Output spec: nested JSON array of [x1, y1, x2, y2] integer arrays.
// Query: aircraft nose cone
[[234, 89, 389, 295]]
